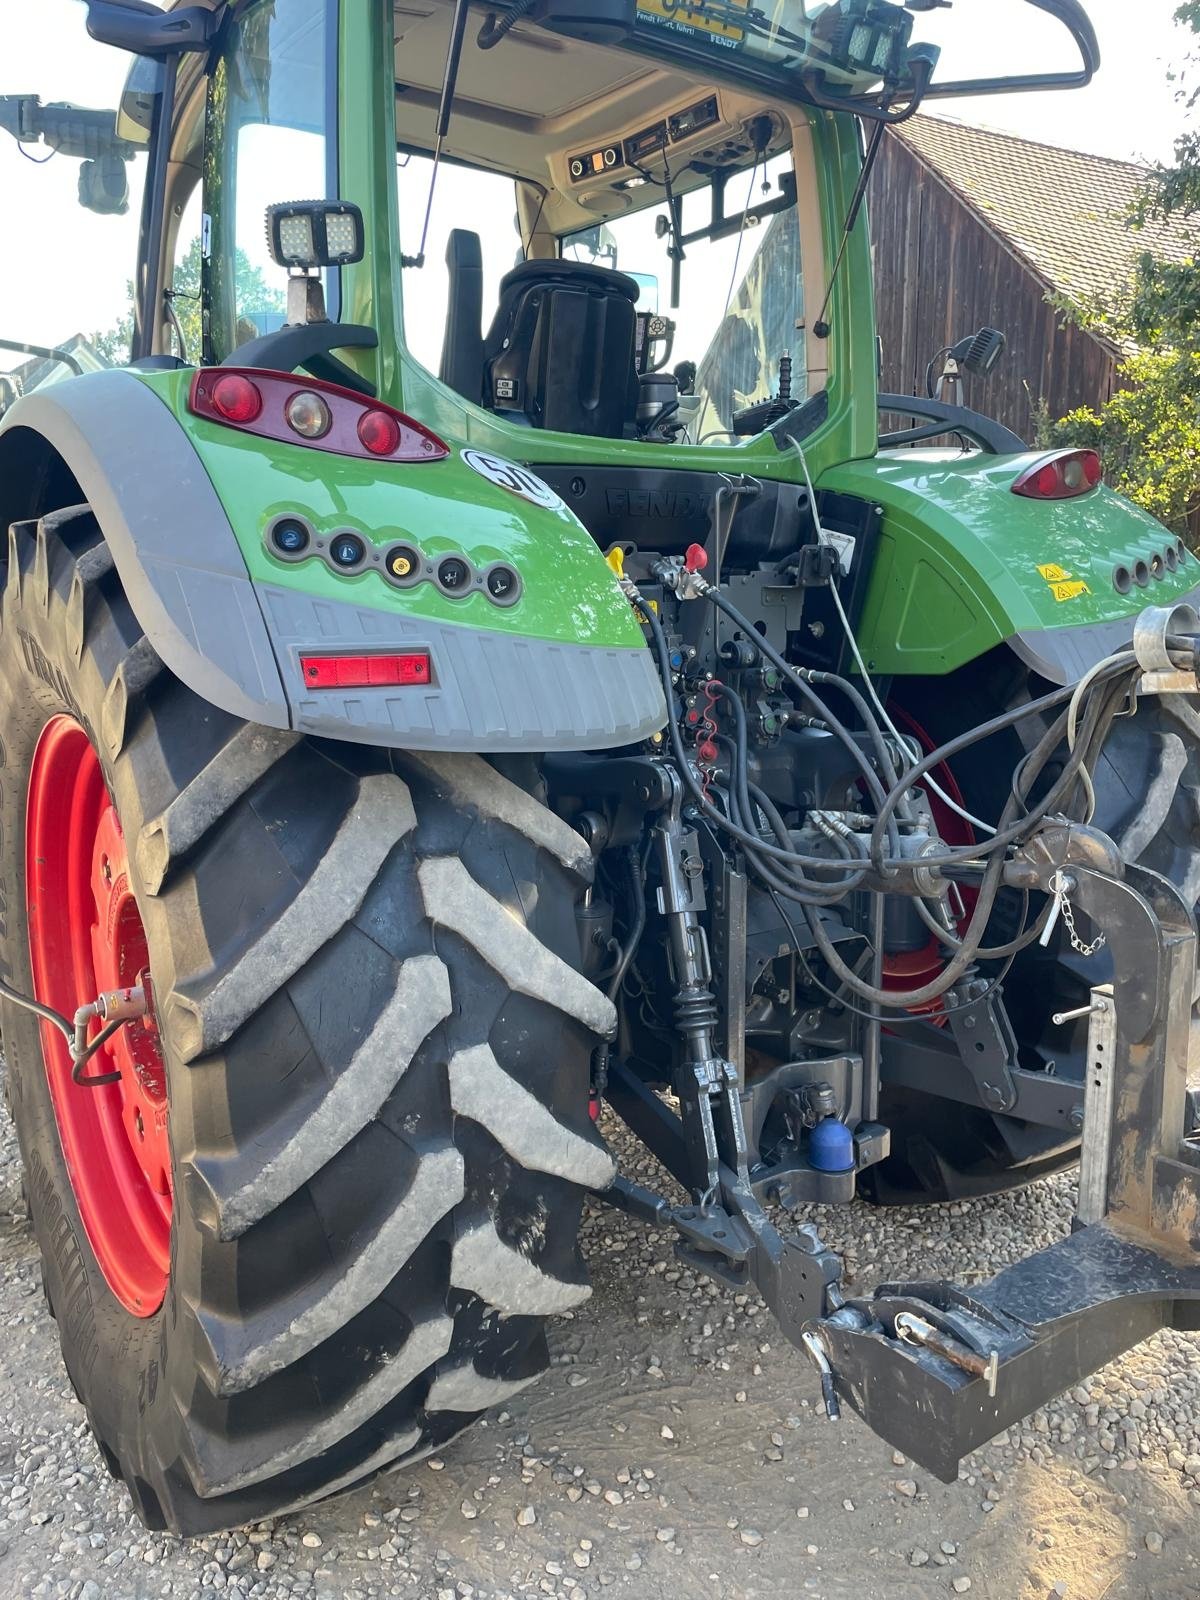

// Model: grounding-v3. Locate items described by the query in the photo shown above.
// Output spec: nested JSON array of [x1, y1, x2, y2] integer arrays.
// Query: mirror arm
[[916, 0, 1099, 98]]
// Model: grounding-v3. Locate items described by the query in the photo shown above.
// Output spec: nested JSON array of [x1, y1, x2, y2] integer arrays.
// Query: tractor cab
[[3, 0, 1099, 461]]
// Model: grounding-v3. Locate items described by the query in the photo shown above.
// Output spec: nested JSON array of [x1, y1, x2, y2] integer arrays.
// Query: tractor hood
[[824, 449, 1200, 682]]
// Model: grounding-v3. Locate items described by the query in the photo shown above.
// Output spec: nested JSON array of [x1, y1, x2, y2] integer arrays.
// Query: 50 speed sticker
[[461, 449, 564, 510], [1038, 562, 1091, 603]]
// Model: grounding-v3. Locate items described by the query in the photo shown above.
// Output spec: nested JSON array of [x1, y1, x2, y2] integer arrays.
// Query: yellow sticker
[[636, 0, 747, 45], [1036, 562, 1090, 602]]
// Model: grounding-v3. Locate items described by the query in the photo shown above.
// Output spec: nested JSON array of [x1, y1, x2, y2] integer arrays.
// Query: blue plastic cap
[[809, 1114, 855, 1173]]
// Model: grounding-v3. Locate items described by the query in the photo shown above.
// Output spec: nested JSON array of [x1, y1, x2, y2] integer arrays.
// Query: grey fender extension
[[0, 371, 290, 727]]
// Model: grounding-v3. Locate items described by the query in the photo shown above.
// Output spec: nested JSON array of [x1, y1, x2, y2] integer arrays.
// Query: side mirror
[[78, 152, 130, 215]]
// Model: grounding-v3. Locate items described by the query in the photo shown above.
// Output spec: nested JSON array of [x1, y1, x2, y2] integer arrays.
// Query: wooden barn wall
[[868, 135, 1116, 441]]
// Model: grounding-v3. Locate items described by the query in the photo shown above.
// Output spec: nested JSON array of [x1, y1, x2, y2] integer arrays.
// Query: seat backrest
[[482, 259, 640, 438], [439, 228, 485, 402]]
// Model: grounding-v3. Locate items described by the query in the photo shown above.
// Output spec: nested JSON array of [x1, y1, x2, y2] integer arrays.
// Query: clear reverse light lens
[[278, 214, 316, 264], [286, 390, 332, 439], [324, 212, 360, 259]]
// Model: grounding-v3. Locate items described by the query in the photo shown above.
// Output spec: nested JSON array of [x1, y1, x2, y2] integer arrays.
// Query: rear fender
[[0, 369, 665, 749], [822, 452, 1200, 683]]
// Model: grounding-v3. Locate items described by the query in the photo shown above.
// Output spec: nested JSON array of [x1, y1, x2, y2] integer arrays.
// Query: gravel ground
[[2, 1100, 1200, 1600]]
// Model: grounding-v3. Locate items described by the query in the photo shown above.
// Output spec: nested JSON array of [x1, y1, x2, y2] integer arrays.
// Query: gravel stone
[[0, 1104, 1193, 1598]]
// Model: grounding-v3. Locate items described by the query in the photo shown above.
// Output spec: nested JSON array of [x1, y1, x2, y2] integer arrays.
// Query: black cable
[[72, 1020, 125, 1087], [810, 665, 1133, 1007], [768, 886, 1020, 1025], [477, 0, 539, 48], [867, 659, 1139, 874], [638, 600, 869, 885], [711, 683, 859, 905], [607, 846, 647, 1001], [706, 589, 902, 834], [913, 887, 1054, 960]]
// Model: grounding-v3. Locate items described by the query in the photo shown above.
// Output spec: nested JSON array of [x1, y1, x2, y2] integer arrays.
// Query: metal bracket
[[1074, 986, 1116, 1225], [945, 977, 1019, 1112]]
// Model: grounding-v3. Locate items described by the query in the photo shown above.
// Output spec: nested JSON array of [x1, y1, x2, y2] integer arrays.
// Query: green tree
[[90, 237, 284, 365], [1041, 4, 1200, 533]]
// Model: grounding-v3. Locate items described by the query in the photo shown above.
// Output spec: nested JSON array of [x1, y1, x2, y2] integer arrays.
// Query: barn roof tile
[[894, 114, 1196, 311]]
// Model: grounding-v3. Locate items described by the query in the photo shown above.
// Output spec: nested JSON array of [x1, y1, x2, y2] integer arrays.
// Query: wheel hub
[[25, 716, 170, 1317]]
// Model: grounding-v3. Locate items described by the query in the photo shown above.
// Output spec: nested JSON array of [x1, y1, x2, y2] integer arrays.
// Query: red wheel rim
[[26, 717, 170, 1316]]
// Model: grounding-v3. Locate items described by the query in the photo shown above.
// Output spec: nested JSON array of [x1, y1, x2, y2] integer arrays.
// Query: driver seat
[[481, 258, 641, 437]]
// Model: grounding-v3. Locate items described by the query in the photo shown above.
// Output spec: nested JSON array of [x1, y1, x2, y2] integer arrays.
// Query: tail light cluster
[[188, 369, 449, 464], [1011, 448, 1103, 501]]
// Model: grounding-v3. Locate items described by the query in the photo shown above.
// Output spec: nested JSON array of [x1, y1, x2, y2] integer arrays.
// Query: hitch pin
[[800, 1329, 841, 1420], [894, 1312, 999, 1399], [1039, 870, 1067, 949]]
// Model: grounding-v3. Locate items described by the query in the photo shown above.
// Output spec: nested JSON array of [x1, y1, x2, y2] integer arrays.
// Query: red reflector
[[300, 651, 431, 689], [210, 373, 262, 424], [358, 408, 402, 456]]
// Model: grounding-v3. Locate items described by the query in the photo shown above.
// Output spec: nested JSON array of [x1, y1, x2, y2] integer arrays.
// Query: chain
[[1055, 870, 1106, 957]]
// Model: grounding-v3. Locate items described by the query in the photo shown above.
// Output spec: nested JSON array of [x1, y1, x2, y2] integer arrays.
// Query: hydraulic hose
[[638, 597, 870, 889], [815, 668, 1134, 1008], [711, 682, 859, 905], [866, 659, 1138, 875], [705, 587, 903, 831]]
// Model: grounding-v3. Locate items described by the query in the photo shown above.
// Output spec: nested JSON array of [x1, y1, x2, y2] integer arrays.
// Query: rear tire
[[0, 505, 615, 1533]]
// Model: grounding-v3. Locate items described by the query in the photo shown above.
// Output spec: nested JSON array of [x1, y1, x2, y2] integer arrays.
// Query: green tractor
[[4, 0, 1200, 1536]]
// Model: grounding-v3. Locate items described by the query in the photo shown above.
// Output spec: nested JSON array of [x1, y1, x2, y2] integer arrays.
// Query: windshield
[[563, 151, 803, 440], [0, 1, 154, 411]]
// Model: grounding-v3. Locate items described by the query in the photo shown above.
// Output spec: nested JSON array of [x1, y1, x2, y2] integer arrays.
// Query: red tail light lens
[[299, 651, 432, 689], [189, 369, 449, 463], [358, 409, 402, 456], [1012, 449, 1103, 500], [210, 373, 263, 424]]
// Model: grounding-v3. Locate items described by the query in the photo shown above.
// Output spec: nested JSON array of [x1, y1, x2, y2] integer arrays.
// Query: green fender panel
[[823, 452, 1200, 681]]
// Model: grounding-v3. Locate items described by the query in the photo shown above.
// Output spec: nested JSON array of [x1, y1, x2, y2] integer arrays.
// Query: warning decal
[[1037, 562, 1091, 603]]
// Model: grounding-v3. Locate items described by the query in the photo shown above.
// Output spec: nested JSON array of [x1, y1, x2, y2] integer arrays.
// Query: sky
[[0, 0, 1193, 373]]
